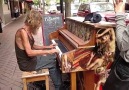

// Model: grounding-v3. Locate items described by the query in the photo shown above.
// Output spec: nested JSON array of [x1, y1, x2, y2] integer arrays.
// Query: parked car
[[77, 2, 114, 21], [48, 4, 60, 14], [77, 2, 129, 24]]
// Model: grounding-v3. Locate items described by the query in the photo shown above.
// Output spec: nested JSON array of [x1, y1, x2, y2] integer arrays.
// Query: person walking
[[14, 6, 19, 18], [15, 10, 62, 90], [103, 0, 129, 90]]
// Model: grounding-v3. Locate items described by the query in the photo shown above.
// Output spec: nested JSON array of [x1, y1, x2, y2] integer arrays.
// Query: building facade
[[0, 0, 24, 26]]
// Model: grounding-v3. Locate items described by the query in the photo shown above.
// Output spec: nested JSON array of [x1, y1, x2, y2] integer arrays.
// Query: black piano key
[[55, 40, 68, 53]]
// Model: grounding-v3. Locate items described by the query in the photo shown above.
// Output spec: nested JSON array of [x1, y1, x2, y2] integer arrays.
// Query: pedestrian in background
[[15, 10, 62, 90], [103, 0, 129, 90], [14, 6, 19, 18]]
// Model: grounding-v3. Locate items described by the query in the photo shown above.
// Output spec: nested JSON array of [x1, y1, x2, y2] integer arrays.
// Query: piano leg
[[71, 72, 76, 90], [83, 70, 95, 90]]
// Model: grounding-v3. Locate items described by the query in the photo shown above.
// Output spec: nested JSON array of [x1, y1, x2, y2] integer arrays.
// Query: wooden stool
[[22, 69, 49, 90]]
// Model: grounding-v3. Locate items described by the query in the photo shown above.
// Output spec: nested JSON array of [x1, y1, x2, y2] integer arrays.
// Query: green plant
[[33, 0, 40, 6]]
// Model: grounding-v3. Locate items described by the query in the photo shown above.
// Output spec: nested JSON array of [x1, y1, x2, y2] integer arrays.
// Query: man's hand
[[49, 43, 57, 49], [50, 49, 59, 54], [113, 0, 125, 13]]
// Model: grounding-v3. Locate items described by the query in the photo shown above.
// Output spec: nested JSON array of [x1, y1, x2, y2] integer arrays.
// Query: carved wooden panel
[[66, 19, 94, 42]]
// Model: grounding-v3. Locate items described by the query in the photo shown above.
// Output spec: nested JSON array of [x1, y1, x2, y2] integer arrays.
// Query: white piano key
[[123, 0, 126, 3], [51, 40, 62, 58]]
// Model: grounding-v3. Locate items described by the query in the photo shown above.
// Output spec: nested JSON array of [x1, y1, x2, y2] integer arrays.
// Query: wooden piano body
[[49, 17, 115, 90]]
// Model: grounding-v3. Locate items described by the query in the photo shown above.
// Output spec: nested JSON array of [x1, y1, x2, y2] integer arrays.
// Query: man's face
[[35, 22, 41, 31]]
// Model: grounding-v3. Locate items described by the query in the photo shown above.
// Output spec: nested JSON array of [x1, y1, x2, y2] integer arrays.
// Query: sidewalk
[[2, 15, 22, 28], [0, 15, 25, 90]]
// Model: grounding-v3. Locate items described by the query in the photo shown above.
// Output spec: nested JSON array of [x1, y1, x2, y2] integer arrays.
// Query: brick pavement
[[0, 16, 24, 90], [0, 14, 46, 90], [0, 15, 25, 90]]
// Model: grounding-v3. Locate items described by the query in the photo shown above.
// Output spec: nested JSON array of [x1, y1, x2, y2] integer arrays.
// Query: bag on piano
[[83, 13, 102, 23]]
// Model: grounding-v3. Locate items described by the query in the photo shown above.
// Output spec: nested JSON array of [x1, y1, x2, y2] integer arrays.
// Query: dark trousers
[[14, 12, 19, 18], [35, 54, 62, 90], [0, 22, 2, 33], [103, 56, 129, 90]]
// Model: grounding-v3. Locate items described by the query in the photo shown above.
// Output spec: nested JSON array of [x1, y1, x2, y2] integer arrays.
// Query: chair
[[22, 69, 49, 90]]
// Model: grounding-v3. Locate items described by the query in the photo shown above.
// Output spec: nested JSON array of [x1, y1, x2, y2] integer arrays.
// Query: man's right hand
[[50, 49, 59, 54]]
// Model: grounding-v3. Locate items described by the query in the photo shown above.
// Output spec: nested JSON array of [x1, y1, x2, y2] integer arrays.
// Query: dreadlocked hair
[[24, 10, 42, 35]]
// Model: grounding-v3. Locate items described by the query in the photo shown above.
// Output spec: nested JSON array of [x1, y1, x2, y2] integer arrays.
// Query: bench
[[22, 69, 49, 90]]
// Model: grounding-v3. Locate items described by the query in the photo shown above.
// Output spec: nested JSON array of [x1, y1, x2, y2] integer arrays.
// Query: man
[[15, 10, 62, 90]]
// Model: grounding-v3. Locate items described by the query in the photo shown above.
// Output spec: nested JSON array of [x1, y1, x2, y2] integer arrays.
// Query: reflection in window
[[90, 3, 114, 12], [79, 4, 87, 11]]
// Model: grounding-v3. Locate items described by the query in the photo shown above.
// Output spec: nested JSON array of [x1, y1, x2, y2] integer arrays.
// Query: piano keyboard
[[51, 40, 68, 59]]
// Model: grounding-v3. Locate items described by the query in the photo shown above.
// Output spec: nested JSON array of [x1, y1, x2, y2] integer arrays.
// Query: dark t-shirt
[[15, 29, 37, 71]]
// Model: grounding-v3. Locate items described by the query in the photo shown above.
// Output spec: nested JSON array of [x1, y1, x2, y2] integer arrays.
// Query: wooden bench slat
[[22, 72, 49, 78], [22, 69, 50, 90]]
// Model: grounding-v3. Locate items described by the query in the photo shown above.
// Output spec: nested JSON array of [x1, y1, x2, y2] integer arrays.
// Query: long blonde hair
[[24, 10, 42, 35]]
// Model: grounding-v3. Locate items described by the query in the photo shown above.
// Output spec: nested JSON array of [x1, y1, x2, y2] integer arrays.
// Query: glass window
[[78, 4, 87, 11], [90, 3, 114, 12]]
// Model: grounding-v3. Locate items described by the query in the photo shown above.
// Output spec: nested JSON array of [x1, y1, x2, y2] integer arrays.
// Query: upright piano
[[49, 17, 115, 90]]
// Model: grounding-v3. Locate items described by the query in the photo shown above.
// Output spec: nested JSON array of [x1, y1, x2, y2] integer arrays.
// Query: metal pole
[[42, 0, 45, 15], [41, 0, 45, 45], [60, 0, 63, 13]]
